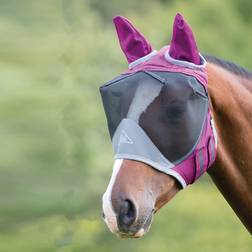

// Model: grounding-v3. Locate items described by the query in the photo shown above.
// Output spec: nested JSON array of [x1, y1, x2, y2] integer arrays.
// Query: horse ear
[[113, 16, 153, 63], [169, 13, 201, 65]]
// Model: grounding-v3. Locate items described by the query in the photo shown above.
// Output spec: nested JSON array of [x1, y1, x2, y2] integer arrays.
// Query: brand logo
[[119, 130, 133, 145]]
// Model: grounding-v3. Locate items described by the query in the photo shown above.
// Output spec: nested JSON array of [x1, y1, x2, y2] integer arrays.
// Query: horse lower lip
[[134, 228, 145, 237], [117, 232, 134, 238], [117, 230, 144, 239]]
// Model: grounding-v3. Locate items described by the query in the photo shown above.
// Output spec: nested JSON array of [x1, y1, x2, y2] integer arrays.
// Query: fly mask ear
[[169, 13, 201, 65], [113, 16, 153, 63]]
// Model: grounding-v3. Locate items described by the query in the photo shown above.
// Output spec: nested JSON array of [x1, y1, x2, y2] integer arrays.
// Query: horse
[[100, 13, 252, 238]]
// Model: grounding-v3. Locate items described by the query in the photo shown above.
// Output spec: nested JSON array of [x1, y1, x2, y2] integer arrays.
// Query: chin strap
[[194, 113, 217, 182], [171, 111, 217, 186]]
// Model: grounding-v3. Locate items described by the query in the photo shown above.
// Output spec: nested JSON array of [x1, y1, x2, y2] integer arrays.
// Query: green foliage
[[0, 1, 251, 251]]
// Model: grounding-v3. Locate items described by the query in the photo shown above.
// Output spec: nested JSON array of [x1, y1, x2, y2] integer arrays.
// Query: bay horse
[[100, 13, 252, 238]]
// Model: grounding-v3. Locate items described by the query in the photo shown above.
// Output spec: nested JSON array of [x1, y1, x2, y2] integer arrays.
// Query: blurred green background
[[0, 0, 251, 251]]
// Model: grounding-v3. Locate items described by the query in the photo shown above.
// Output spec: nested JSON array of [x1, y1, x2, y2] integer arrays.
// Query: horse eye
[[165, 106, 185, 118]]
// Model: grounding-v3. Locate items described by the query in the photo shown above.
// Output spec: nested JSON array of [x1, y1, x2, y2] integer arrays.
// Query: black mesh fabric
[[100, 71, 208, 163]]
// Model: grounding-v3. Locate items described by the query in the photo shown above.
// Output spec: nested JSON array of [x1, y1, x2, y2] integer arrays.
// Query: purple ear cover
[[113, 16, 153, 63], [169, 13, 201, 65]]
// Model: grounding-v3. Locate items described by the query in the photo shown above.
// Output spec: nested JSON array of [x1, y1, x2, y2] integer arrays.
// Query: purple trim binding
[[125, 46, 208, 87]]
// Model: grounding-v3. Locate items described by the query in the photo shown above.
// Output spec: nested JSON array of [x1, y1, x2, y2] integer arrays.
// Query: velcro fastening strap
[[194, 147, 208, 181], [207, 135, 216, 167]]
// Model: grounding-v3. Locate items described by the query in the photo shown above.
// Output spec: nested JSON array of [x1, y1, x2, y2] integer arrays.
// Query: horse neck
[[206, 63, 252, 234]]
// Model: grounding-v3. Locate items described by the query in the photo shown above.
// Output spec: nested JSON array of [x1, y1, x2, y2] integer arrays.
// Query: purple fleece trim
[[113, 16, 153, 63], [169, 13, 201, 65], [125, 46, 208, 87]]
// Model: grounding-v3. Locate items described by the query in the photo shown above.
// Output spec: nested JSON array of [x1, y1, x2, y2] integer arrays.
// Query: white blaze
[[127, 79, 162, 123], [102, 159, 123, 233]]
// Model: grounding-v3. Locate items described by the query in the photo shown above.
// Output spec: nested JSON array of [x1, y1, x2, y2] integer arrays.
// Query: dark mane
[[204, 54, 252, 80]]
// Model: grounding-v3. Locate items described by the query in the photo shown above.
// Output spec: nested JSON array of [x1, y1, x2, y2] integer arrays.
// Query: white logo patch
[[119, 130, 133, 145]]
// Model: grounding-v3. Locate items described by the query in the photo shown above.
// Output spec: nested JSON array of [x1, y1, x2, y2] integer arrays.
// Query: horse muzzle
[[102, 176, 154, 239], [102, 198, 154, 238]]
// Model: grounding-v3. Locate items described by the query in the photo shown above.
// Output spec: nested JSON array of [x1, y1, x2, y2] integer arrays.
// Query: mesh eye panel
[[100, 71, 208, 163]]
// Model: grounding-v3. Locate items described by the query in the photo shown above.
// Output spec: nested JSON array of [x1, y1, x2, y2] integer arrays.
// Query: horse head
[[100, 14, 217, 238]]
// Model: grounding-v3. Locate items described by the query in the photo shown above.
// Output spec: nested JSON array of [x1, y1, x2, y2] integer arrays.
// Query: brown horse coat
[[206, 60, 252, 233]]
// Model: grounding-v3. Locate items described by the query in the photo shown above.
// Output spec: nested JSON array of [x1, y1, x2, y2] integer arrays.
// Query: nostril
[[122, 200, 135, 220], [118, 199, 136, 230]]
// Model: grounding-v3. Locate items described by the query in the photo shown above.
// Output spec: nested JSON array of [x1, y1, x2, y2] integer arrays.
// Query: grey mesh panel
[[100, 71, 208, 164], [112, 119, 174, 171]]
